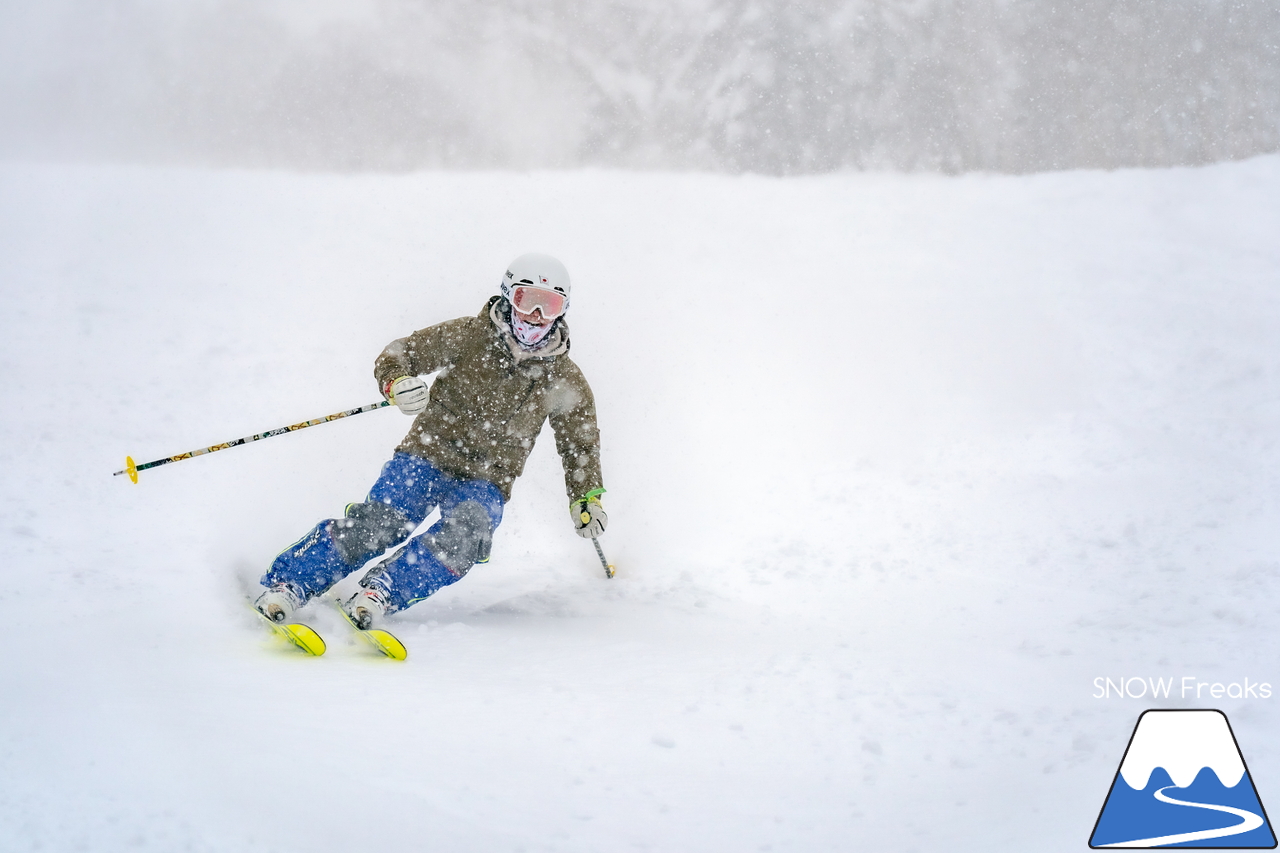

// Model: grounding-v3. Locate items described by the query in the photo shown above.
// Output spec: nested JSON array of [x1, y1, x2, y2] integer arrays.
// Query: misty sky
[[2, 0, 1278, 173]]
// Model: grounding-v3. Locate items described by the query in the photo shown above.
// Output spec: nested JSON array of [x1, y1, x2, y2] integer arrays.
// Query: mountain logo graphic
[[1090, 709, 1276, 848]]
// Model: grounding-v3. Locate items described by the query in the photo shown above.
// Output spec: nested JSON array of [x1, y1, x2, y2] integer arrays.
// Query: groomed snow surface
[[1, 157, 1278, 852]]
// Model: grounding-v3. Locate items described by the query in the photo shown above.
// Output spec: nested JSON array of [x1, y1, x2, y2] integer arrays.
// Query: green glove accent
[[571, 494, 607, 538]]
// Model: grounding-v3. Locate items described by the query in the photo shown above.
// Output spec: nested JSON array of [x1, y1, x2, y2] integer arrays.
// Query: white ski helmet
[[500, 252, 571, 316]]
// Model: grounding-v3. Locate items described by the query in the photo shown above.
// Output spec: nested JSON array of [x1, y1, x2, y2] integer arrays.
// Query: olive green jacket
[[374, 296, 604, 502]]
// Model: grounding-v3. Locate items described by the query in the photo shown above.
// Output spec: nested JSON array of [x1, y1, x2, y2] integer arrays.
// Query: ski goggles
[[509, 284, 568, 319]]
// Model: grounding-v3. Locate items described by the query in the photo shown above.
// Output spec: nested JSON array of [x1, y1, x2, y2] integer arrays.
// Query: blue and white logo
[[1090, 709, 1276, 848]]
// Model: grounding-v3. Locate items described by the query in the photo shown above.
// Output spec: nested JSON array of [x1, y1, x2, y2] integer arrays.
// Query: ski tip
[[250, 602, 327, 656], [366, 629, 408, 661], [333, 600, 408, 660], [282, 623, 327, 656]]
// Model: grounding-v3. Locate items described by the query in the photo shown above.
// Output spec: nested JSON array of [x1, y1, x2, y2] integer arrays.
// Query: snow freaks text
[[1093, 677, 1273, 700]]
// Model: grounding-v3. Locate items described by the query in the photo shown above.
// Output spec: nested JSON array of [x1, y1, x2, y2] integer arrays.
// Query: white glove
[[571, 495, 607, 538], [386, 375, 429, 415]]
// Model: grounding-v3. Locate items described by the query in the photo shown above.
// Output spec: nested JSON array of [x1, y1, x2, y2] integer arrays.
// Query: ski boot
[[255, 582, 305, 623], [342, 585, 391, 630]]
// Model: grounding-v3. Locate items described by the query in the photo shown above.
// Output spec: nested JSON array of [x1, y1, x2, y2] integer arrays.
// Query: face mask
[[510, 310, 555, 347]]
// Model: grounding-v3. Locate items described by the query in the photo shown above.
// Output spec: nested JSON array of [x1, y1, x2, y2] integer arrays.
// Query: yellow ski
[[336, 603, 408, 661], [252, 606, 326, 656]]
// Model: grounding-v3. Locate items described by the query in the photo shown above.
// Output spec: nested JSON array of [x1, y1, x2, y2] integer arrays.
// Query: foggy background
[[2, 0, 1279, 175]]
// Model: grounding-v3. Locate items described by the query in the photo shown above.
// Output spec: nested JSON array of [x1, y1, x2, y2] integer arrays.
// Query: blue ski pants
[[260, 452, 505, 612]]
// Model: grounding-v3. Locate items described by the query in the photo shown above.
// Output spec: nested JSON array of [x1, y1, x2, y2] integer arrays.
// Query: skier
[[253, 252, 607, 629]]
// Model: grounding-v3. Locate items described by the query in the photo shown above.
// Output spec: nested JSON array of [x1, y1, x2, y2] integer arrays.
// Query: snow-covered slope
[[0, 157, 1278, 852]]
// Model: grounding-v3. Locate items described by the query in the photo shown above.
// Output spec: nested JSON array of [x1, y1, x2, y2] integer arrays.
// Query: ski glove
[[385, 375, 429, 416], [571, 495, 607, 538]]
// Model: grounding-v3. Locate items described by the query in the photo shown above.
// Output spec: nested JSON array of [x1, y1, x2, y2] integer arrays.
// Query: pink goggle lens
[[511, 284, 568, 318]]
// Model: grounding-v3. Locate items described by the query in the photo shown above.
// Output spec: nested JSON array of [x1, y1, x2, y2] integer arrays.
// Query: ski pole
[[592, 536, 615, 579], [114, 399, 391, 483]]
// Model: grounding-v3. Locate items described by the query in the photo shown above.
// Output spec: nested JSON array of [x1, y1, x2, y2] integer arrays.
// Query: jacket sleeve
[[548, 362, 605, 500], [374, 317, 477, 392]]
